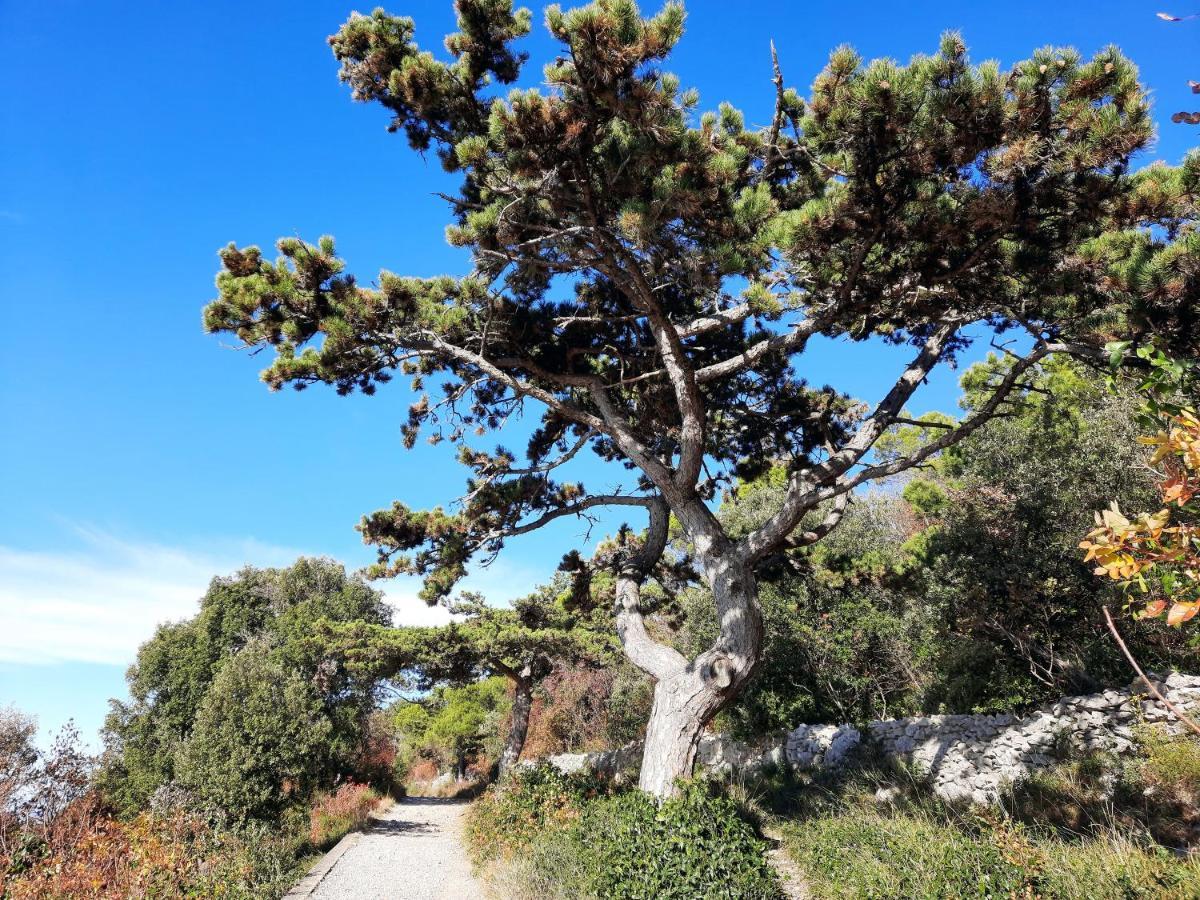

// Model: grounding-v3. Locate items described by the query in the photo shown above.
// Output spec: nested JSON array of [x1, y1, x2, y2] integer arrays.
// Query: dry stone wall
[[542, 673, 1200, 805]]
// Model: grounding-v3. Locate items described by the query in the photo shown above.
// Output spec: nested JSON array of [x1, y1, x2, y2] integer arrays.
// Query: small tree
[[332, 583, 613, 774], [176, 641, 333, 822], [205, 0, 1198, 795]]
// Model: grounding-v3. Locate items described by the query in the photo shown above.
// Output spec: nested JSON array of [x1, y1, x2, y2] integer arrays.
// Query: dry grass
[[308, 782, 389, 848]]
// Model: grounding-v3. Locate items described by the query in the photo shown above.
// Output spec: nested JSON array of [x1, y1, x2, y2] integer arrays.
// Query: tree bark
[[619, 516, 762, 797], [498, 670, 534, 776], [637, 669, 725, 796]]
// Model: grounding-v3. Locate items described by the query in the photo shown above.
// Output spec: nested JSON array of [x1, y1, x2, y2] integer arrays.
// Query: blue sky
[[1, 0, 1196, 746]]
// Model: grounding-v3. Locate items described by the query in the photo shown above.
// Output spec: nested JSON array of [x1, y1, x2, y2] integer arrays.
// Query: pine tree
[[204, 0, 1199, 796], [325, 582, 613, 774]]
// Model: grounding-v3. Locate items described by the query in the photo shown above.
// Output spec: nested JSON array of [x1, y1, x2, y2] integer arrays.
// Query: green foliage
[[331, 580, 615, 691], [465, 763, 597, 862], [99, 558, 390, 817], [176, 643, 333, 822], [917, 358, 1189, 709], [466, 765, 782, 899], [400, 676, 511, 773], [570, 782, 783, 899]]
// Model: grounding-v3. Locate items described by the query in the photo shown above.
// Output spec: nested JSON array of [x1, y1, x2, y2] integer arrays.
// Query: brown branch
[[1104, 606, 1200, 738]]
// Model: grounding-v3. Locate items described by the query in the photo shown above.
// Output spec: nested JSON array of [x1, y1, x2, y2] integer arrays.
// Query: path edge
[[283, 801, 398, 898]]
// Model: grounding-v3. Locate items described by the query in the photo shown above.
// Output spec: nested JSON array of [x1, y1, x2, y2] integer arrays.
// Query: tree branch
[[614, 495, 687, 680], [738, 322, 959, 560]]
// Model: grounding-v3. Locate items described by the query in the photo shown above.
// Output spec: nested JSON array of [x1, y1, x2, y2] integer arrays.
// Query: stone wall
[[786, 672, 1200, 803], [541, 673, 1200, 804]]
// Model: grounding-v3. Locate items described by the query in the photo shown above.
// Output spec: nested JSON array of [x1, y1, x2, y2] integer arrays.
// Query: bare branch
[[614, 496, 687, 680], [737, 322, 959, 561], [503, 493, 654, 539]]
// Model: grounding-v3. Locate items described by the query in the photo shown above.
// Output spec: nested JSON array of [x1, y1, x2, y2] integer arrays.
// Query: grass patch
[[776, 732, 1200, 900]]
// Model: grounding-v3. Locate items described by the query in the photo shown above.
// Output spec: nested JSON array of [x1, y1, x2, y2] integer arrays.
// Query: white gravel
[[307, 798, 486, 900]]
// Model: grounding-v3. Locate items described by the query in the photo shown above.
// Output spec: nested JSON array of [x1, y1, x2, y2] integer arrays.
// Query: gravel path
[[306, 798, 486, 900]]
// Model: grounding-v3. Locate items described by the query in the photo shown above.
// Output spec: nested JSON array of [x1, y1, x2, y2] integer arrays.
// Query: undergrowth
[[777, 729, 1200, 899], [465, 764, 783, 899]]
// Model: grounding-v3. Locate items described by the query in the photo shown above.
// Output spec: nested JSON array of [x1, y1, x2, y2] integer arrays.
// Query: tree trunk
[[498, 671, 533, 776], [637, 669, 725, 796], [619, 525, 763, 798]]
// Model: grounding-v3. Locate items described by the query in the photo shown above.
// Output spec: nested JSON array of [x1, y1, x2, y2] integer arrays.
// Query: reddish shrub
[[524, 666, 616, 759], [308, 782, 384, 848]]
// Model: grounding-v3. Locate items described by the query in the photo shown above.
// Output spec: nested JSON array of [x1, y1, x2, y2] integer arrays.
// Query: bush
[[308, 782, 384, 848], [572, 782, 783, 899], [466, 765, 782, 900], [176, 642, 332, 822], [2, 800, 304, 900], [465, 764, 593, 864], [99, 558, 391, 816]]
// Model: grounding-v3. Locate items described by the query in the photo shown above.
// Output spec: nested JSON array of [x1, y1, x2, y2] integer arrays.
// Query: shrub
[[2, 801, 303, 900], [465, 764, 593, 864], [467, 766, 782, 900], [572, 781, 783, 899], [176, 642, 332, 822], [308, 782, 384, 848]]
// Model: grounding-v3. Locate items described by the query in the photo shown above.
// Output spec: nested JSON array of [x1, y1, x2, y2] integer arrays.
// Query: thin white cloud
[[0, 527, 542, 666], [0, 528, 302, 666]]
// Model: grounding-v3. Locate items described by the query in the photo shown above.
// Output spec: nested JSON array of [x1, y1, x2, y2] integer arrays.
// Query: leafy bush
[[572, 782, 783, 899], [467, 765, 782, 899], [175, 641, 333, 823], [465, 764, 593, 864]]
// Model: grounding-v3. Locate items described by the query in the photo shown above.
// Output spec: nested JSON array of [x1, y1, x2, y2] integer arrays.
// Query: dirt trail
[[304, 798, 485, 900]]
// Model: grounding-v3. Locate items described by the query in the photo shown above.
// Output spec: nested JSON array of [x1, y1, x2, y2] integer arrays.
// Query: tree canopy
[[204, 0, 1199, 795]]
